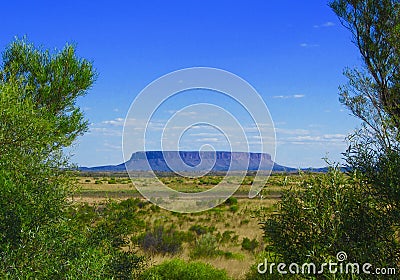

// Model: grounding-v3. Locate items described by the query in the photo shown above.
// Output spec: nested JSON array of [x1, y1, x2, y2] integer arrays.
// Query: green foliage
[[329, 0, 400, 131], [135, 224, 186, 255], [241, 237, 259, 253], [139, 259, 232, 280], [253, 3, 400, 278], [229, 205, 239, 213], [88, 199, 145, 248], [198, 176, 222, 185], [224, 196, 238, 206], [0, 213, 146, 279], [325, 1, 400, 276], [220, 230, 236, 244], [108, 178, 117, 184], [190, 233, 222, 259], [189, 224, 216, 235], [261, 168, 399, 276], [0, 39, 147, 279], [245, 251, 287, 280], [1, 37, 96, 148], [0, 38, 95, 252]]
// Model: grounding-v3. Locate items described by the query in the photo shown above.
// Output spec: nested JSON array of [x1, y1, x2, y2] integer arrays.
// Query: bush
[[139, 259, 232, 280], [241, 237, 259, 253], [136, 225, 185, 255], [229, 205, 239, 213], [189, 224, 215, 235], [220, 230, 235, 244], [108, 178, 117, 184], [224, 196, 238, 206], [0, 216, 146, 279], [261, 167, 400, 275], [190, 233, 221, 259]]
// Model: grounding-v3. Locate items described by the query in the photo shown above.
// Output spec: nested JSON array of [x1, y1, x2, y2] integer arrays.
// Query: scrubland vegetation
[[1, 0, 400, 279], [68, 172, 310, 279]]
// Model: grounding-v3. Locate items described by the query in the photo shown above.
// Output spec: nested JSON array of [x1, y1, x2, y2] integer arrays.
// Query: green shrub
[[0, 215, 146, 279], [241, 237, 259, 252], [229, 205, 239, 213], [220, 230, 235, 244], [261, 168, 400, 275], [189, 224, 215, 235], [140, 259, 231, 280], [224, 196, 238, 206], [189, 224, 207, 235], [136, 225, 184, 255], [190, 233, 221, 259]]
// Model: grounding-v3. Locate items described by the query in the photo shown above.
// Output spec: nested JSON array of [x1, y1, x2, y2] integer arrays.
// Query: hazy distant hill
[[80, 151, 296, 172]]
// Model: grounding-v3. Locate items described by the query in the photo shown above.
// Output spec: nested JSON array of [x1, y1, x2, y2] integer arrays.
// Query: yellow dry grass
[[71, 174, 304, 279]]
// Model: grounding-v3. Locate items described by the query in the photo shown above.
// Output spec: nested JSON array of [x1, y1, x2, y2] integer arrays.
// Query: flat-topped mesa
[[80, 151, 291, 172], [125, 151, 278, 172]]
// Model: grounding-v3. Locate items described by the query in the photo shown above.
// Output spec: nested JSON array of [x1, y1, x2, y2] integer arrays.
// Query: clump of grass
[[139, 259, 232, 280], [134, 225, 187, 255], [241, 237, 259, 253], [224, 197, 238, 206], [108, 178, 116, 184], [229, 205, 239, 213], [190, 233, 221, 259], [220, 230, 236, 244], [189, 224, 216, 236]]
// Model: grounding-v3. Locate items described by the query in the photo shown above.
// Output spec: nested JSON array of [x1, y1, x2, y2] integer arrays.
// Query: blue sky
[[2, 0, 363, 168]]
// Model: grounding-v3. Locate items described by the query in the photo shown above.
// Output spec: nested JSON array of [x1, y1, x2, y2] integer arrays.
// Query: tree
[[255, 1, 400, 278], [0, 38, 96, 248], [0, 38, 94, 268], [330, 0, 400, 134], [329, 0, 400, 222], [1, 38, 95, 151]]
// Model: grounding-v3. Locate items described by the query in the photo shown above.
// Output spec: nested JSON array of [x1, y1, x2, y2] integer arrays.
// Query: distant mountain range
[[80, 151, 300, 172]]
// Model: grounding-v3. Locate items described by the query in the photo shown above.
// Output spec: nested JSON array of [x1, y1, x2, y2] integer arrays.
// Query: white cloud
[[176, 111, 198, 117], [195, 137, 220, 142], [89, 127, 122, 137], [103, 142, 122, 150], [272, 94, 306, 99], [300, 43, 319, 48], [189, 132, 222, 137], [322, 21, 335, 27], [323, 134, 346, 140], [102, 118, 125, 126], [276, 128, 310, 135], [280, 133, 347, 146], [313, 21, 335, 28]]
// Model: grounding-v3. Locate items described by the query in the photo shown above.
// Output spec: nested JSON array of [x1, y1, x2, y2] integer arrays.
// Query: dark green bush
[[261, 168, 400, 277], [229, 205, 239, 213], [136, 225, 185, 255], [140, 259, 232, 280], [189, 224, 216, 235], [241, 237, 259, 253], [224, 196, 238, 206]]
